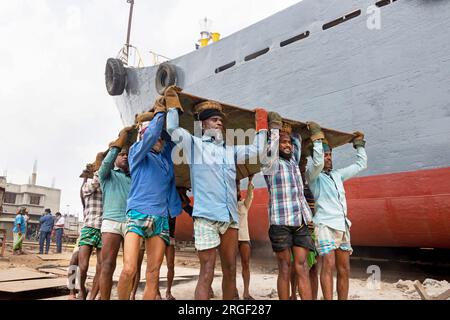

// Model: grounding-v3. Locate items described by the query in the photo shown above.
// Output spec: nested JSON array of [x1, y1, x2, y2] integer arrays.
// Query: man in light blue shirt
[[166, 93, 268, 300], [306, 123, 367, 300]]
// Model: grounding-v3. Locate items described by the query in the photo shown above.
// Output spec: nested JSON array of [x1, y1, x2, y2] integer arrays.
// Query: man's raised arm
[[336, 132, 368, 181]]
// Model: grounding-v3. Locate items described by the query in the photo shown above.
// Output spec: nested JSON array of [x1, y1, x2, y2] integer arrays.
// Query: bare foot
[[166, 292, 176, 300], [78, 288, 89, 300], [243, 295, 255, 300]]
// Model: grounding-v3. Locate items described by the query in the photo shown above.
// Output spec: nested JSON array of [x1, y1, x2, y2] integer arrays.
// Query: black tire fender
[[105, 58, 126, 96], [155, 63, 177, 95]]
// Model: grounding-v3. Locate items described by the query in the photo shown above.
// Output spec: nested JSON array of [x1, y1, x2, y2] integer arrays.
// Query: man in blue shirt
[[117, 101, 182, 300], [39, 208, 54, 254], [166, 89, 268, 300], [306, 122, 367, 300], [13, 207, 26, 255]]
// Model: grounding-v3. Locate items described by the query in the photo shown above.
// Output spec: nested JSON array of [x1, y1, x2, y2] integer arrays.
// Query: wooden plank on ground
[[437, 288, 450, 300], [0, 268, 55, 282], [40, 295, 71, 300], [414, 280, 450, 300], [38, 268, 69, 277], [160, 276, 191, 282], [0, 278, 68, 293], [37, 254, 71, 261]]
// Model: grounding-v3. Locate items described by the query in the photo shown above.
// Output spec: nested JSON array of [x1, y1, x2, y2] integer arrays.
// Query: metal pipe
[[125, 0, 135, 62]]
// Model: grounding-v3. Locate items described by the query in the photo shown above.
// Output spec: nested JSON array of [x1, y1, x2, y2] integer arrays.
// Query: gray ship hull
[[112, 0, 450, 248]]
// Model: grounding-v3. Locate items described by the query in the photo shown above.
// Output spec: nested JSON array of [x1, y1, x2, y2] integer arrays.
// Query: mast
[[125, 0, 135, 64]]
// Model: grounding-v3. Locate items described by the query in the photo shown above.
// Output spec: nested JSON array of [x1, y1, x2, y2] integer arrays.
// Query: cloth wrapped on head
[[119, 146, 129, 155], [194, 100, 225, 121], [322, 138, 332, 153]]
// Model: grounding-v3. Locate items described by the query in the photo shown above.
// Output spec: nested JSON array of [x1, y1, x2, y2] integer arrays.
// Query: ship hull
[[112, 0, 450, 248], [174, 167, 450, 248]]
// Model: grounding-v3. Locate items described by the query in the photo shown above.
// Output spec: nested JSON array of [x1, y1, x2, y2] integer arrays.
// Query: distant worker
[[165, 216, 178, 300], [54, 212, 65, 253], [13, 207, 26, 255], [99, 126, 135, 300], [306, 123, 367, 300], [159, 188, 196, 301], [39, 208, 54, 254], [155, 215, 178, 301], [68, 237, 80, 300], [23, 210, 30, 240], [235, 175, 255, 300], [262, 113, 315, 300], [302, 159, 320, 300], [68, 170, 89, 301], [175, 187, 215, 299], [130, 241, 145, 300], [117, 104, 181, 300], [290, 156, 319, 300], [177, 187, 193, 217], [166, 87, 268, 300], [78, 158, 104, 300]]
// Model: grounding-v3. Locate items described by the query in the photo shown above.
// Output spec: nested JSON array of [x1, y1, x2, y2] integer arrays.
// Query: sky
[[0, 0, 301, 219]]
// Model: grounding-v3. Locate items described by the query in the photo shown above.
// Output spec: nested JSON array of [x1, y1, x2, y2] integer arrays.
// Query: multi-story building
[[0, 173, 62, 240], [0, 177, 5, 212]]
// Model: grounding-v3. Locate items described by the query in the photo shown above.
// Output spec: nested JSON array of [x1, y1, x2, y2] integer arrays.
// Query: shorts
[[193, 216, 239, 251], [126, 210, 170, 245], [73, 237, 80, 254], [101, 219, 127, 238], [315, 224, 353, 256], [268, 224, 315, 253], [79, 227, 102, 248]]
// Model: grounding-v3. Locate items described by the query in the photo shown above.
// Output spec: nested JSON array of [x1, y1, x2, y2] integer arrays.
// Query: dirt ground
[[1, 243, 449, 300]]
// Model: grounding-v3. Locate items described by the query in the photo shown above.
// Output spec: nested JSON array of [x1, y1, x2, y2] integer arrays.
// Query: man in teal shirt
[[306, 123, 367, 300], [98, 126, 135, 300]]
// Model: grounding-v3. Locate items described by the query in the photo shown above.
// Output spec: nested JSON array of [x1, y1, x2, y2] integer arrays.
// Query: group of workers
[[71, 88, 367, 300], [12, 207, 65, 255]]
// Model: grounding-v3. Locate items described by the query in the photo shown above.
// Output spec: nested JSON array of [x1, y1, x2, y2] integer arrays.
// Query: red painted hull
[[175, 167, 450, 248]]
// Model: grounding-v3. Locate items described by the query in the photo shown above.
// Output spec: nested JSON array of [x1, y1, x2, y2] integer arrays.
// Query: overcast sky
[[0, 0, 301, 219]]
